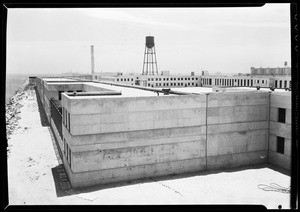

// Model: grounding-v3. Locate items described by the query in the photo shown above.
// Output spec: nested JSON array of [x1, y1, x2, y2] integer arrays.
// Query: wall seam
[[205, 93, 209, 170], [267, 92, 271, 163]]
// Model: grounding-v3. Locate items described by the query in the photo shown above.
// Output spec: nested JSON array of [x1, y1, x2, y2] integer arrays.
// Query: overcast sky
[[7, 4, 291, 75]]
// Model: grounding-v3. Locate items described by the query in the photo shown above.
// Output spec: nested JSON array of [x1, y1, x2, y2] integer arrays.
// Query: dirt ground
[[6, 87, 291, 208]]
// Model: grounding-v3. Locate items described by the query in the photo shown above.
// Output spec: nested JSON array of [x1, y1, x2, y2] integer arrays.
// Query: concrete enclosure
[[34, 77, 291, 188]]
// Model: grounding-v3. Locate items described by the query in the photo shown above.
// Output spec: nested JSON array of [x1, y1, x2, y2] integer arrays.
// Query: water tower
[[142, 36, 159, 75]]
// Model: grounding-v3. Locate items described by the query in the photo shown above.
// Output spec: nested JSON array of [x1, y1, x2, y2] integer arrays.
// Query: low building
[[33, 77, 292, 188], [94, 72, 202, 88]]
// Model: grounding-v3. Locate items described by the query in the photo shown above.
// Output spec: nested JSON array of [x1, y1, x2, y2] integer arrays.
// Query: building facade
[[33, 77, 292, 188]]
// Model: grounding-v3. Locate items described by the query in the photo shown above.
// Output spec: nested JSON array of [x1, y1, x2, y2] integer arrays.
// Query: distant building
[[250, 62, 291, 76], [94, 72, 202, 88]]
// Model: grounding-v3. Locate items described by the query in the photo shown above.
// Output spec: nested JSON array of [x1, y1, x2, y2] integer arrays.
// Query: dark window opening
[[276, 136, 285, 154], [278, 108, 286, 123]]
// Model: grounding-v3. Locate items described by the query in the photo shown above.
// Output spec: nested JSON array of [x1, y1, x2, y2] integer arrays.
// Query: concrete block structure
[[206, 92, 269, 169], [268, 92, 291, 170], [33, 77, 292, 188]]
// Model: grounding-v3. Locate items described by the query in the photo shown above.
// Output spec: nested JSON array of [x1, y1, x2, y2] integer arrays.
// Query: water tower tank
[[146, 36, 155, 48]]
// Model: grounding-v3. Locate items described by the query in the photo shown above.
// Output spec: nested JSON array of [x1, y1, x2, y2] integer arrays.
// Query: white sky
[[6, 4, 291, 75]]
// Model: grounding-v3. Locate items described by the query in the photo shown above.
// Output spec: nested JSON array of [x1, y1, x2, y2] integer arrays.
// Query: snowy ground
[[7, 87, 291, 208]]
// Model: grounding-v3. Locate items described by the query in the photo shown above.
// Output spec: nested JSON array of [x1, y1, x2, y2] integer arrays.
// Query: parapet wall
[[62, 94, 207, 187], [206, 92, 269, 169], [59, 91, 282, 188]]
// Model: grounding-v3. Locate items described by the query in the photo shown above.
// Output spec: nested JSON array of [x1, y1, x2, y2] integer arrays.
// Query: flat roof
[[42, 78, 77, 82], [81, 82, 172, 98], [172, 87, 291, 94]]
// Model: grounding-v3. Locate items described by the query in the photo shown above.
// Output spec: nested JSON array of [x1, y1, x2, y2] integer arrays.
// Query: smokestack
[[91, 45, 95, 79]]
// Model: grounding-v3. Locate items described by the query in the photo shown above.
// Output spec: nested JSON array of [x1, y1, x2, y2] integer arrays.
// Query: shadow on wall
[[34, 86, 49, 127]]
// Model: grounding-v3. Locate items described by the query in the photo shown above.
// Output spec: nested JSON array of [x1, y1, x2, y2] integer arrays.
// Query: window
[[209, 79, 212, 85], [148, 83, 150, 86], [284, 81, 287, 88], [121, 79, 123, 81], [276, 136, 285, 154], [262, 80, 264, 84], [279, 80, 282, 88], [131, 79, 133, 81], [159, 78, 161, 81], [68, 147, 71, 168], [68, 112, 70, 131], [156, 78, 158, 81], [64, 138, 67, 155], [95, 75, 97, 79], [275, 80, 278, 88], [278, 108, 286, 123]]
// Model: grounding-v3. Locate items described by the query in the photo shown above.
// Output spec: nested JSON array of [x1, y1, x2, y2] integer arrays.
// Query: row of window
[[202, 78, 291, 89], [148, 82, 197, 87], [148, 77, 199, 81], [62, 107, 70, 132], [116, 78, 134, 82], [274, 80, 291, 89], [214, 78, 253, 86], [276, 108, 286, 154]]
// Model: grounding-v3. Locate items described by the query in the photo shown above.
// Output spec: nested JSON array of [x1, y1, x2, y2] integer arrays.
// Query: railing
[[50, 98, 62, 139]]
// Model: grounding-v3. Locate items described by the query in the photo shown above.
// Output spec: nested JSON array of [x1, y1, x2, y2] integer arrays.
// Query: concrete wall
[[34, 77, 291, 188], [268, 93, 291, 170], [83, 84, 112, 92], [61, 94, 207, 187], [206, 92, 269, 169]]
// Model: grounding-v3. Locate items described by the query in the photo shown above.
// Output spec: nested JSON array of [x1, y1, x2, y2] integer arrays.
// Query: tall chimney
[[91, 45, 95, 80]]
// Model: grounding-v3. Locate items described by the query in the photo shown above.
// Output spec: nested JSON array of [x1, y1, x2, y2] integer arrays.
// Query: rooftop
[[7, 81, 292, 208]]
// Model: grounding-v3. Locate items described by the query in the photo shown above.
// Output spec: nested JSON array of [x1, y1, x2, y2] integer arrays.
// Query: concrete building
[[94, 71, 202, 88], [94, 63, 291, 90], [201, 64, 291, 89], [33, 77, 291, 188]]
